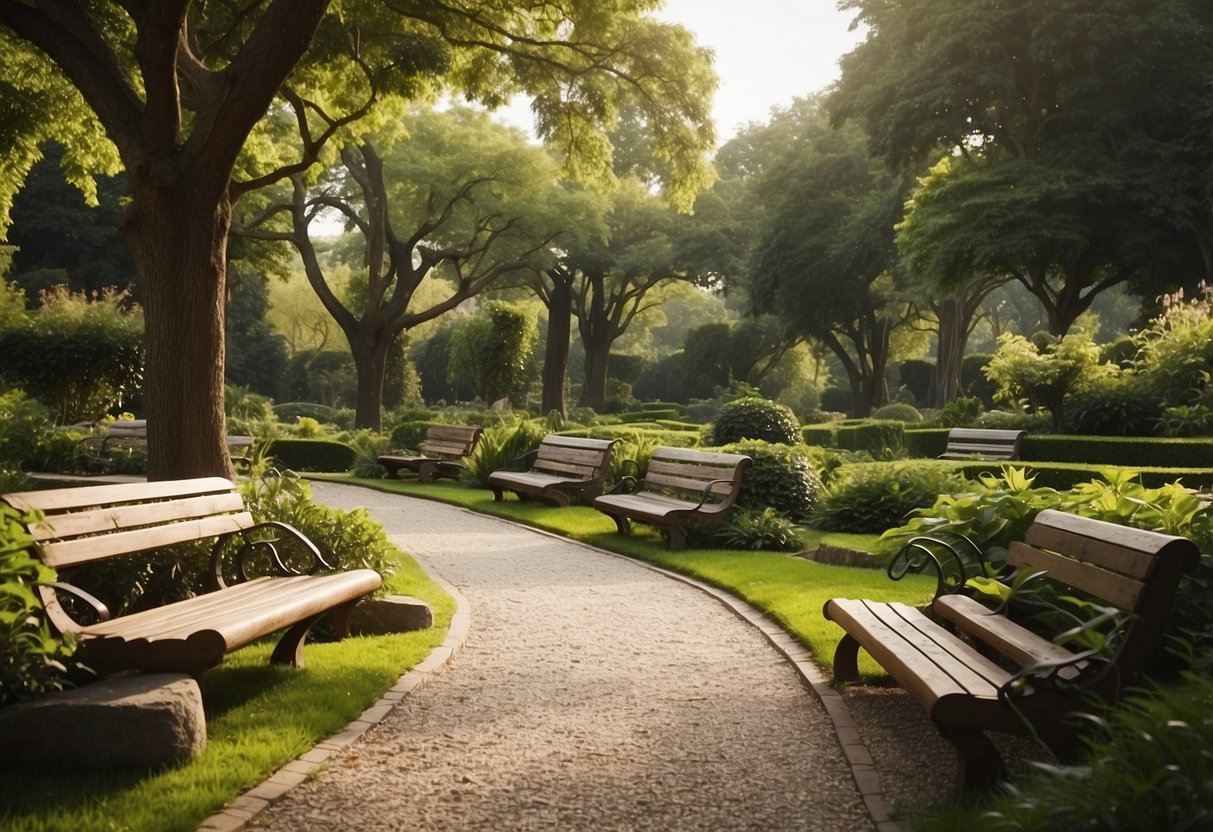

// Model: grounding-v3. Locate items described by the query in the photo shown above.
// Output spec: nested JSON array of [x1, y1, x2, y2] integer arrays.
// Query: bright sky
[[493, 1, 866, 147], [657, 0, 866, 143]]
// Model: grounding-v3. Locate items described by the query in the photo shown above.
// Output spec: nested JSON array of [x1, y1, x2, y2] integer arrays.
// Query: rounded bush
[[389, 420, 433, 451], [709, 397, 800, 446], [264, 438, 356, 472], [809, 462, 968, 534], [871, 403, 923, 423], [1065, 378, 1161, 437], [714, 440, 821, 520]]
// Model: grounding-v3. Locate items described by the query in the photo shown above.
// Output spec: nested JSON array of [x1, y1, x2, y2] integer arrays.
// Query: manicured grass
[[0, 546, 452, 832], [319, 474, 934, 675]]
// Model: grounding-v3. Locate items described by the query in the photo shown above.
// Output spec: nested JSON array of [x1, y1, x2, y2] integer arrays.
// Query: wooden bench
[[938, 427, 1025, 460], [487, 435, 617, 507], [591, 447, 752, 550], [2, 477, 383, 679], [378, 424, 482, 483], [82, 419, 256, 468], [823, 509, 1200, 789]]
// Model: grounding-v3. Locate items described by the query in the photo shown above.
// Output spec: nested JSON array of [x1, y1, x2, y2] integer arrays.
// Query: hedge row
[[263, 438, 357, 472]]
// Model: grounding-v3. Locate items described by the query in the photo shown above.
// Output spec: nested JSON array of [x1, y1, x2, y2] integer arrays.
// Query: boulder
[[350, 594, 434, 634], [0, 673, 206, 767]]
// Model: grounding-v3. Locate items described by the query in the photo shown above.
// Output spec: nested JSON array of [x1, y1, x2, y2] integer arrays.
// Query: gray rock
[[0, 672, 206, 767], [349, 594, 434, 634]]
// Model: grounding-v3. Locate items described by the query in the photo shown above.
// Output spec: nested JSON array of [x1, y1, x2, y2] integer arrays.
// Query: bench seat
[[379, 424, 482, 483], [938, 428, 1025, 460]]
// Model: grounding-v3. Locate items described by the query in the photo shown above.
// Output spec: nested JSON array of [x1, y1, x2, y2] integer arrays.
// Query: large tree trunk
[[581, 332, 611, 412], [121, 187, 234, 480], [541, 277, 573, 416], [351, 329, 392, 432], [931, 297, 969, 408]]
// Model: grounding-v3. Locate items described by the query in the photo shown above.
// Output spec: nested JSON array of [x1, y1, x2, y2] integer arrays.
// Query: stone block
[[349, 594, 434, 634], [0, 672, 206, 767]]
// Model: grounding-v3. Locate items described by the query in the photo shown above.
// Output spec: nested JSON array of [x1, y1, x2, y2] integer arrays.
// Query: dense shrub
[[895, 359, 934, 407], [1064, 376, 1161, 436], [984, 330, 1114, 429], [712, 507, 805, 552], [940, 396, 982, 427], [902, 428, 950, 458], [961, 352, 996, 407], [712, 441, 821, 520], [273, 402, 334, 424], [809, 462, 969, 534], [934, 677, 1213, 832], [709, 397, 801, 445], [1019, 435, 1213, 468], [0, 502, 80, 704], [871, 403, 923, 423], [973, 409, 1053, 432], [819, 385, 853, 414], [388, 420, 433, 452], [0, 286, 144, 423], [264, 438, 357, 472], [802, 423, 837, 447]]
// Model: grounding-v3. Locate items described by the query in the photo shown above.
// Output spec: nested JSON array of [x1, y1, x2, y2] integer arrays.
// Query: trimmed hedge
[[836, 420, 904, 455], [710, 440, 821, 520], [1020, 435, 1213, 468], [618, 408, 681, 423], [903, 428, 950, 458], [557, 425, 702, 448], [264, 438, 357, 472], [802, 423, 838, 447]]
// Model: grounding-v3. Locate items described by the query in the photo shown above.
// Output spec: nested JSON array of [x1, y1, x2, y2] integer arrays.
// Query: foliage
[[0, 286, 143, 424], [1133, 283, 1213, 435], [263, 439, 356, 473], [712, 441, 821, 520], [238, 472, 397, 582], [0, 502, 79, 705], [447, 300, 539, 407], [984, 331, 1114, 429], [225, 272, 289, 400], [941, 396, 983, 427], [712, 507, 805, 552], [709, 396, 801, 446], [388, 420, 432, 453], [973, 409, 1053, 433], [811, 463, 970, 534], [836, 420, 905, 456], [942, 676, 1213, 832], [871, 403, 922, 423], [461, 420, 548, 487], [1063, 374, 1163, 436]]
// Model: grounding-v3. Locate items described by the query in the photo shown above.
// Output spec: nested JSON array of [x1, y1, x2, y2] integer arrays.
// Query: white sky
[[493, 0, 866, 146]]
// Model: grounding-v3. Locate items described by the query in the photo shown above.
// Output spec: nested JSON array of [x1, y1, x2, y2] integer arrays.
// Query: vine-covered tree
[[0, 1, 715, 478]]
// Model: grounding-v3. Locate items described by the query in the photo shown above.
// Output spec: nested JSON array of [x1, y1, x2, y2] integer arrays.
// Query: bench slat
[[27, 493, 248, 542], [648, 447, 751, 466], [40, 513, 255, 569], [4, 477, 237, 514], [933, 594, 1080, 671], [1008, 541, 1144, 610]]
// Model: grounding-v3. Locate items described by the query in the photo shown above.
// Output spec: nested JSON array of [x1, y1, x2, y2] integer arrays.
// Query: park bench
[[591, 447, 752, 550], [487, 435, 617, 507], [2, 477, 383, 679], [82, 419, 257, 468], [938, 427, 1025, 460], [378, 424, 483, 483], [823, 509, 1200, 789]]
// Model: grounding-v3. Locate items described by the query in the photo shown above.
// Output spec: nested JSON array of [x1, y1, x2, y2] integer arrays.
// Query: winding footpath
[[220, 483, 899, 830]]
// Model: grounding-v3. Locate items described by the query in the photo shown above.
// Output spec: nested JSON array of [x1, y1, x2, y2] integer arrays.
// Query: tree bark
[[121, 181, 234, 480], [541, 274, 573, 416]]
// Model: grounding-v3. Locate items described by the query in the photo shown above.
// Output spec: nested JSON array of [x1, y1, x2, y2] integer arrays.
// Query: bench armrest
[[886, 532, 988, 600], [606, 475, 640, 495], [36, 581, 111, 625], [209, 521, 335, 590], [692, 478, 737, 511]]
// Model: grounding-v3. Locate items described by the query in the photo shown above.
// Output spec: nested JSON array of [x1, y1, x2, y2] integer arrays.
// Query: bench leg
[[605, 514, 631, 535], [270, 613, 325, 668], [664, 525, 687, 550], [490, 485, 505, 502], [329, 599, 359, 639], [543, 489, 571, 508], [417, 462, 438, 483], [832, 634, 862, 683], [939, 723, 1005, 791]]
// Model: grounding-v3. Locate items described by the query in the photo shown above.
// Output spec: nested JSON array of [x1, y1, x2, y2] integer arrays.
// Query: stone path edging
[[200, 502, 903, 832]]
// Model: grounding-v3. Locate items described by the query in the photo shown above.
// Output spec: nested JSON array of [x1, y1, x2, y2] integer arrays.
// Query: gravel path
[[251, 483, 874, 831]]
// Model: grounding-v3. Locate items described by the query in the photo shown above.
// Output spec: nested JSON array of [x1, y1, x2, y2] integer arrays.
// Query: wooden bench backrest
[[420, 424, 482, 459], [2, 477, 254, 570], [1010, 508, 1200, 684], [943, 428, 1024, 458], [642, 447, 752, 504], [531, 435, 615, 480]]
